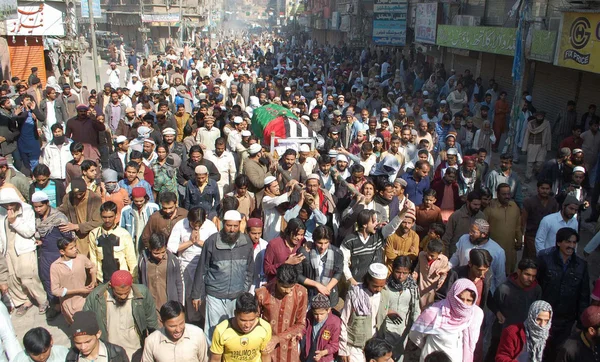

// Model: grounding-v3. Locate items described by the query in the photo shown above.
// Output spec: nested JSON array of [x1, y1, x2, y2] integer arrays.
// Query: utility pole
[[179, 0, 183, 44], [88, 0, 101, 92], [505, 0, 530, 155]]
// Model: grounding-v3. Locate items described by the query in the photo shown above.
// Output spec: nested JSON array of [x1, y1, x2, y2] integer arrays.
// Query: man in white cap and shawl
[[129, 125, 151, 153], [190, 210, 256, 345], [0, 188, 48, 315], [339, 263, 390, 362]]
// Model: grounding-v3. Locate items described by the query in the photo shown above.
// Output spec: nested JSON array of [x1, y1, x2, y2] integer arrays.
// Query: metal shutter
[[8, 36, 46, 87]]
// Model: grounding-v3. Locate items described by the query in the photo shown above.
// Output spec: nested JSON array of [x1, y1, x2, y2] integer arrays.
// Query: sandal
[[15, 303, 32, 316], [38, 301, 49, 314]]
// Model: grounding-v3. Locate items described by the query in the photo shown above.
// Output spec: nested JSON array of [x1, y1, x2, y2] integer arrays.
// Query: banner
[[556, 12, 600, 74], [436, 25, 556, 62], [415, 2, 438, 44], [6, 4, 65, 36], [141, 14, 180, 23], [372, 0, 407, 46], [81, 0, 102, 18]]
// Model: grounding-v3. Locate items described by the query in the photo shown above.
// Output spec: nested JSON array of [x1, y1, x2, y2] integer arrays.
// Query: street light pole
[[88, 0, 101, 92]]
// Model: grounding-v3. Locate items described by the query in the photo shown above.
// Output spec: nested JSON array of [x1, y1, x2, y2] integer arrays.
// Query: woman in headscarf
[[409, 278, 484, 362], [473, 120, 496, 165], [495, 300, 552, 362], [380, 256, 421, 361]]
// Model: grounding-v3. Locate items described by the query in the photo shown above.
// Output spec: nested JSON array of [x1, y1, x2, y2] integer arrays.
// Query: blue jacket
[[184, 178, 220, 218], [120, 202, 160, 247]]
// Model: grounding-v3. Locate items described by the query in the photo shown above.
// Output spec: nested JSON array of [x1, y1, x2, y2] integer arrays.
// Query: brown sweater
[[140, 207, 188, 250]]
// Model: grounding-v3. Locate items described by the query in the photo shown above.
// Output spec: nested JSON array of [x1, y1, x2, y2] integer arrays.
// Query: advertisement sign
[[415, 2, 438, 44], [556, 12, 600, 73], [6, 3, 65, 36], [141, 14, 180, 23], [81, 0, 102, 18], [372, 0, 407, 46], [436, 25, 556, 62]]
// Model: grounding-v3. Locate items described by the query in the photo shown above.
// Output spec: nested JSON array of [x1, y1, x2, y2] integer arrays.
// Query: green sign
[[436, 25, 556, 63]]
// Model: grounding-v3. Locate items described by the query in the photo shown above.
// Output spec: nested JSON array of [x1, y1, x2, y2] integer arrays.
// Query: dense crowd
[[0, 29, 599, 362]]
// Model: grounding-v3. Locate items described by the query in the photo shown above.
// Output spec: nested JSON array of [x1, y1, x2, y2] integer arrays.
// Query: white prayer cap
[[241, 130, 251, 137], [31, 191, 49, 203], [248, 144, 262, 155], [223, 210, 242, 221], [380, 108, 389, 113], [299, 144, 310, 153], [115, 135, 128, 144], [195, 165, 208, 174], [162, 127, 176, 135], [336, 154, 348, 162], [307, 173, 320, 181], [573, 166, 586, 173], [264, 175, 277, 187], [233, 116, 244, 124], [447, 148, 458, 155], [368, 263, 388, 280]]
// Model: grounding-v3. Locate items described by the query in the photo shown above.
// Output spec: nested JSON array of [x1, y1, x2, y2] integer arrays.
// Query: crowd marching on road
[[1, 26, 600, 362]]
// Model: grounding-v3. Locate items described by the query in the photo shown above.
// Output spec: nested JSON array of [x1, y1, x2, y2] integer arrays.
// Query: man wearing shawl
[[495, 300, 552, 362], [339, 263, 390, 362], [409, 278, 484, 362], [522, 111, 552, 182]]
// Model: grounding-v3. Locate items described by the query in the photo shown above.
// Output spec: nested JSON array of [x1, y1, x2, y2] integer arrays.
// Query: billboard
[[415, 2, 438, 44], [372, 0, 407, 46], [556, 12, 600, 73]]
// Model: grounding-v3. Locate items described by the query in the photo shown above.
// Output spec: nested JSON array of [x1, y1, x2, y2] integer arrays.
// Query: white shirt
[[197, 127, 221, 151], [45, 100, 57, 127], [250, 238, 268, 294], [0, 303, 22, 362], [167, 219, 218, 278], [535, 211, 579, 254], [449, 234, 506, 292], [301, 157, 317, 175], [262, 193, 289, 242], [205, 150, 236, 188]]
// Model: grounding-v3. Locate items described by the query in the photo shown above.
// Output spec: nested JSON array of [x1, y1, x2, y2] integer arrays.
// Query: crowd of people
[[0, 29, 599, 362]]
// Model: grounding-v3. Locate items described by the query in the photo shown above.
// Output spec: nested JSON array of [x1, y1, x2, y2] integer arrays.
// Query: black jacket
[[177, 158, 220, 186], [537, 247, 590, 322], [66, 341, 129, 362], [108, 152, 127, 180]]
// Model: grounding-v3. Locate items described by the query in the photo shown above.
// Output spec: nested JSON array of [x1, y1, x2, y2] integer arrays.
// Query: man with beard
[[83, 270, 159, 361], [277, 149, 307, 187], [315, 155, 336, 196], [40, 123, 73, 182], [535, 196, 579, 254], [191, 210, 255, 343], [141, 191, 187, 250], [334, 154, 350, 179], [142, 301, 209, 362], [448, 218, 506, 292], [537, 228, 589, 356], [521, 181, 559, 258], [115, 107, 138, 140], [430, 167, 461, 223], [521, 111, 552, 182], [538, 147, 571, 196], [298, 144, 317, 176], [486, 154, 523, 208], [443, 190, 486, 257], [484, 183, 523, 274], [556, 306, 600, 362], [161, 128, 186, 163], [65, 104, 106, 164], [457, 156, 480, 198], [244, 144, 268, 209]]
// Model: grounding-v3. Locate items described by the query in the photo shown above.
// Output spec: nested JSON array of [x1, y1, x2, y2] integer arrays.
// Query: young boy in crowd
[[415, 238, 448, 309]]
